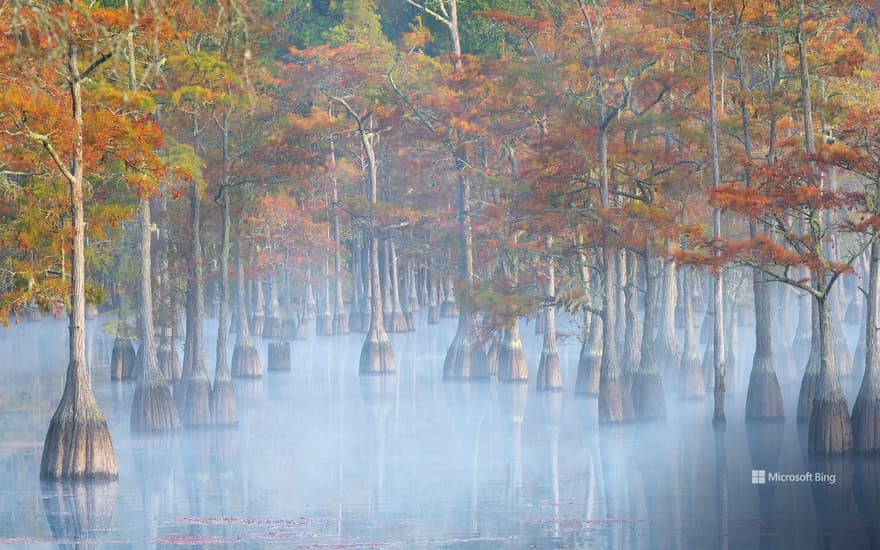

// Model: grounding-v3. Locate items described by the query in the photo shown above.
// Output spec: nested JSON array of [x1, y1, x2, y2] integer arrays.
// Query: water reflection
[[0, 316, 877, 548], [41, 480, 118, 549]]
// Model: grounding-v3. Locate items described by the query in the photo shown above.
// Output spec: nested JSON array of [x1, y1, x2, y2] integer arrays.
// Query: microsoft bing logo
[[751, 470, 766, 484]]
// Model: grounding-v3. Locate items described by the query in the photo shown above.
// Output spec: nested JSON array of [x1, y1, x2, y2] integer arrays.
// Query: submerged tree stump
[[268, 341, 291, 372]]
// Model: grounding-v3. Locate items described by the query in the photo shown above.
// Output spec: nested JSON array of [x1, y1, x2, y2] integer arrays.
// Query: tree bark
[[708, 0, 726, 426], [41, 40, 118, 479]]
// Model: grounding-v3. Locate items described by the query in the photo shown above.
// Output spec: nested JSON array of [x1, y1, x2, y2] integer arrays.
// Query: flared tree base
[[231, 344, 263, 378], [745, 361, 784, 421], [181, 375, 212, 428], [599, 375, 635, 423], [679, 353, 705, 399], [267, 341, 291, 372], [536, 350, 562, 391], [497, 342, 528, 382], [131, 382, 180, 432], [632, 369, 666, 420], [808, 393, 853, 455], [574, 352, 601, 396], [210, 377, 238, 426], [359, 333, 395, 374], [111, 337, 136, 381], [40, 401, 118, 480], [443, 335, 489, 380], [852, 379, 880, 454]]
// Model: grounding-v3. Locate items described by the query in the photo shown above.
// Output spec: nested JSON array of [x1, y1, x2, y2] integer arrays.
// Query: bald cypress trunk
[[443, 150, 488, 379], [355, 111, 394, 375], [632, 247, 666, 420], [211, 188, 237, 425], [621, 250, 641, 388], [180, 179, 211, 428], [231, 226, 262, 378], [808, 295, 853, 454], [679, 268, 704, 398], [853, 237, 880, 453], [131, 199, 180, 432], [41, 41, 117, 478], [537, 236, 562, 391]]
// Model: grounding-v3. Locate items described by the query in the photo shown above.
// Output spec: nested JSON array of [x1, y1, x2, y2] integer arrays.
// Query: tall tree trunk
[[180, 179, 211, 427], [356, 115, 394, 374], [231, 223, 262, 378], [332, 188, 349, 335], [708, 0, 726, 426], [386, 240, 410, 332], [654, 259, 682, 373], [633, 246, 666, 420], [853, 236, 880, 452], [537, 235, 562, 391], [808, 295, 853, 454], [131, 198, 180, 432], [733, 30, 784, 420], [211, 187, 237, 425], [443, 148, 488, 379], [597, 109, 633, 422], [621, 250, 641, 387], [41, 40, 117, 478], [680, 268, 704, 398]]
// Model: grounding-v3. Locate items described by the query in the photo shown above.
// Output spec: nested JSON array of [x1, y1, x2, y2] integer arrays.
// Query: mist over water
[[1, 310, 879, 548]]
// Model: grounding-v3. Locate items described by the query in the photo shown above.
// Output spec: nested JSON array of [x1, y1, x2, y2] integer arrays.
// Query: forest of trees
[[0, 0, 879, 479]]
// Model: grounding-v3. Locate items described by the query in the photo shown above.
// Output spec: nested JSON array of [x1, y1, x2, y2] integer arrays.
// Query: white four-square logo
[[751, 469, 766, 484]]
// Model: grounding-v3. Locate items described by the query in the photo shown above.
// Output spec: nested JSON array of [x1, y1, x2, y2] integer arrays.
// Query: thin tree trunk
[[708, 0, 726, 426]]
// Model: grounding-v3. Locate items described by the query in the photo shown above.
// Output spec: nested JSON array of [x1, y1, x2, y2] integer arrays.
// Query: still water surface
[[0, 314, 878, 548]]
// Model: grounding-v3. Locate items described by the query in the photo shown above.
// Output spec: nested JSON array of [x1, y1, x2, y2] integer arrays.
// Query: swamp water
[[0, 314, 879, 548]]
